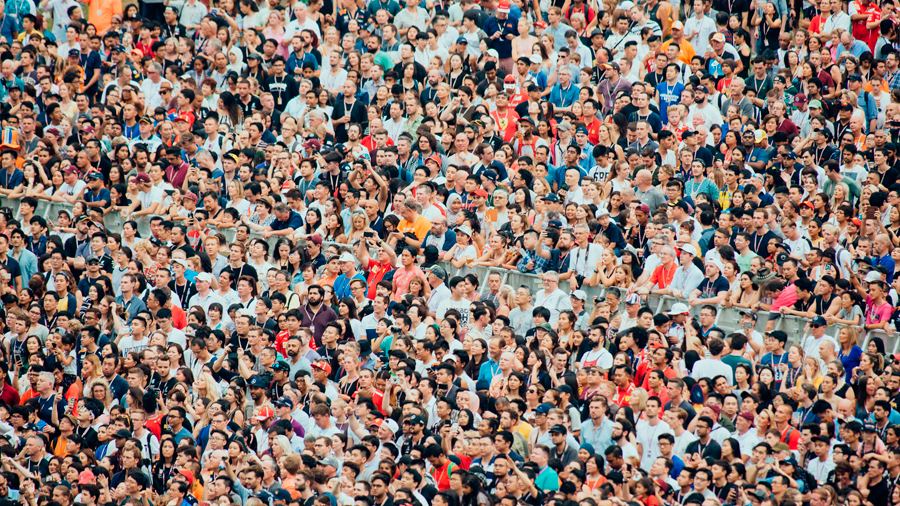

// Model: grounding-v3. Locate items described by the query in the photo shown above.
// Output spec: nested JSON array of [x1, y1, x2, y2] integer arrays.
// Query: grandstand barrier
[[3, 195, 895, 352]]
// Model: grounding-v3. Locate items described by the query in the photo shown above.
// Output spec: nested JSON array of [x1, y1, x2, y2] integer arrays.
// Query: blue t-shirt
[[760, 352, 788, 387], [655, 81, 684, 125], [695, 275, 729, 299], [85, 187, 112, 205]]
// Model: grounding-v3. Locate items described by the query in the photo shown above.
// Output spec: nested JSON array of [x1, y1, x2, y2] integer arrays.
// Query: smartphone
[[364, 231, 374, 238], [765, 457, 774, 464], [743, 322, 752, 328], [866, 207, 877, 219]]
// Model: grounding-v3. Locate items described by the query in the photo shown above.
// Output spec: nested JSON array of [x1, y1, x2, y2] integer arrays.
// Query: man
[[298, 286, 338, 348], [548, 425, 577, 466], [685, 416, 722, 461], [533, 271, 573, 326], [637, 396, 675, 471], [115, 274, 147, 324]]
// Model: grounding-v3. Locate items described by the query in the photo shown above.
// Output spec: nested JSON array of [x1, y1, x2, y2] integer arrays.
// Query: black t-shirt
[[222, 263, 259, 290], [711, 482, 736, 504], [237, 95, 262, 117], [869, 477, 889, 506]]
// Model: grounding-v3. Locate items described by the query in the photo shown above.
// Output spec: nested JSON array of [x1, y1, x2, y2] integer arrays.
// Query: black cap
[[549, 424, 567, 434]]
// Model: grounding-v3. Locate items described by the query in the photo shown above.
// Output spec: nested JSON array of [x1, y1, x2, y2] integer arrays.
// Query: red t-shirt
[[429, 460, 457, 491], [492, 108, 520, 143], [851, 2, 881, 51], [364, 259, 393, 299]]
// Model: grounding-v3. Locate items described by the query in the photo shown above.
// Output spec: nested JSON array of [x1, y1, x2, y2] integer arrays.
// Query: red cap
[[800, 201, 814, 209], [254, 406, 275, 421], [179, 470, 194, 485], [504, 75, 516, 84], [311, 360, 332, 374], [473, 189, 489, 198], [535, 21, 548, 28], [851, 218, 862, 227]]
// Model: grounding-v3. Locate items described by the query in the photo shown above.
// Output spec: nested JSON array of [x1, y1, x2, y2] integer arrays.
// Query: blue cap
[[535, 403, 554, 414], [112, 44, 126, 53], [68, 49, 80, 57], [456, 37, 468, 44]]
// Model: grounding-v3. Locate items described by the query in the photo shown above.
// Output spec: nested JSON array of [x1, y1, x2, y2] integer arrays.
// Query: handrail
[[1, 195, 891, 351]]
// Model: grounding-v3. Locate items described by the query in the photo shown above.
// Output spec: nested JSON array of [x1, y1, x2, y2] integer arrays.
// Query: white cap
[[571, 290, 587, 301], [679, 244, 698, 257], [339, 252, 355, 263], [172, 258, 188, 269], [666, 303, 690, 315], [865, 271, 883, 282], [196, 272, 212, 283], [382, 419, 399, 434], [529, 54, 542, 65], [708, 258, 726, 274], [487, 49, 499, 59]]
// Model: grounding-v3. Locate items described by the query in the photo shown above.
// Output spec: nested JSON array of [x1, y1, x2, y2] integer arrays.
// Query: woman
[[241, 196, 276, 231], [151, 437, 178, 494], [337, 352, 360, 402], [8, 162, 46, 199], [225, 180, 251, 217], [392, 247, 426, 302], [400, 63, 420, 93], [827, 291, 864, 327], [223, 386, 246, 426], [837, 326, 863, 383], [471, 233, 511, 268], [55, 273, 80, 314], [728, 272, 759, 309], [263, 11, 289, 57], [508, 19, 537, 65], [444, 226, 478, 268]]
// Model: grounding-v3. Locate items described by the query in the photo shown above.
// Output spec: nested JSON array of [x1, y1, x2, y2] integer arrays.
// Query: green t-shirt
[[722, 354, 753, 385], [535, 467, 560, 492]]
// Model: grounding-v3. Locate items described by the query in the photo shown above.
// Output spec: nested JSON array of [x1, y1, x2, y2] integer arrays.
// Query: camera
[[391, 326, 402, 333], [390, 376, 401, 385]]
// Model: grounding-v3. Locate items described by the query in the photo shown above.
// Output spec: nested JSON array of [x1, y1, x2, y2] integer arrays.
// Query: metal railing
[[2, 195, 893, 353]]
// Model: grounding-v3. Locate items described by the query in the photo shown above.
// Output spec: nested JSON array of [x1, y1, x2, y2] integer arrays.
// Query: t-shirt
[[436, 298, 472, 328], [397, 214, 432, 240], [691, 358, 735, 385], [695, 276, 729, 299], [865, 296, 893, 327]]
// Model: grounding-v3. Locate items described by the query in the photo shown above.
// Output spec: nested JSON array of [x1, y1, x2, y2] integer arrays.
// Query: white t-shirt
[[55, 180, 86, 198], [691, 358, 736, 385], [436, 298, 472, 328], [636, 419, 674, 472], [138, 186, 165, 211], [118, 334, 149, 355]]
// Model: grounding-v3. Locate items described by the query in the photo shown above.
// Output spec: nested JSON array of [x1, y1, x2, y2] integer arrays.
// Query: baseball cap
[[311, 360, 332, 374], [273, 396, 294, 409], [131, 172, 150, 183], [424, 265, 448, 280], [254, 406, 275, 421], [195, 272, 212, 283], [549, 424, 568, 434], [248, 375, 268, 388], [535, 403, 554, 414], [625, 293, 641, 305], [678, 244, 698, 257]]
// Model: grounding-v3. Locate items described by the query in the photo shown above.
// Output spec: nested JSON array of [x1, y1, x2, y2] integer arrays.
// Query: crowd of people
[[0, 1, 899, 506]]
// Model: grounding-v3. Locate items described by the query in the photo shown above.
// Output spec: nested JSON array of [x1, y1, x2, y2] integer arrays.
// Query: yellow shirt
[[398, 214, 432, 240], [659, 39, 697, 66], [82, 0, 123, 36]]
